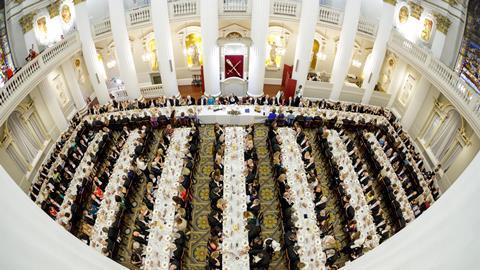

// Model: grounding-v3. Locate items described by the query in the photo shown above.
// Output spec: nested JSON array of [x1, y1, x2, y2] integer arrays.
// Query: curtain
[[6, 144, 27, 173], [430, 110, 461, 159], [442, 142, 463, 171], [28, 113, 47, 145], [421, 114, 440, 145], [7, 112, 39, 163]]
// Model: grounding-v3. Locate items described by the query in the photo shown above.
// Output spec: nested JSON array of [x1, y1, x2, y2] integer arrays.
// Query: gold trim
[[384, 0, 397, 5], [48, 0, 61, 18], [408, 1, 423, 20], [434, 13, 452, 35], [19, 12, 36, 33], [73, 0, 86, 5]]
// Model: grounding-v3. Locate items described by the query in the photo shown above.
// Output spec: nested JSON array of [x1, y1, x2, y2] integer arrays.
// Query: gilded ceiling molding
[[434, 13, 452, 35], [73, 0, 86, 5], [19, 12, 36, 33], [383, 0, 397, 6], [442, 0, 458, 6], [13, 0, 25, 4], [48, 1, 61, 18], [408, 1, 424, 20]]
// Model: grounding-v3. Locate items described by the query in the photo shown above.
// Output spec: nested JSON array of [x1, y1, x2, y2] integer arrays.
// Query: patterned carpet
[[108, 125, 387, 269], [305, 129, 350, 267], [183, 125, 215, 270], [254, 125, 288, 270]]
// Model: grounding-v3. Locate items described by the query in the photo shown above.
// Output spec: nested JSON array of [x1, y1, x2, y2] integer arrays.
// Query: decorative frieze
[[48, 1, 62, 18], [383, 0, 397, 6], [19, 12, 36, 33], [73, 0, 86, 5], [434, 13, 452, 35], [408, 1, 423, 20]]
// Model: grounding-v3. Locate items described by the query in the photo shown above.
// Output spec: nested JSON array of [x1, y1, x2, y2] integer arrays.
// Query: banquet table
[[365, 132, 415, 223], [222, 127, 250, 270], [56, 131, 107, 227], [35, 125, 83, 205], [325, 129, 379, 249], [90, 130, 143, 253], [278, 128, 327, 270], [143, 128, 191, 270]]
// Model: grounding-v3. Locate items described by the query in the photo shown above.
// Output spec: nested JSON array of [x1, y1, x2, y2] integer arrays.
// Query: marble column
[[200, 0, 221, 96], [386, 60, 407, 108], [247, 0, 270, 97], [74, 1, 110, 104], [108, 0, 141, 99], [401, 75, 431, 130], [361, 0, 396, 104], [431, 13, 451, 59], [19, 12, 39, 53], [151, 0, 180, 97], [330, 0, 362, 101], [37, 79, 69, 132], [291, 0, 320, 90], [61, 61, 87, 109]]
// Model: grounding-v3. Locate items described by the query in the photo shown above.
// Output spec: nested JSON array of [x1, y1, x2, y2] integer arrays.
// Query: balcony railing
[[93, 19, 111, 36], [169, 0, 198, 17], [389, 30, 480, 135], [129, 6, 151, 26], [221, 0, 248, 13], [0, 34, 81, 125], [271, 0, 300, 17], [140, 84, 164, 99], [318, 5, 343, 26], [358, 17, 378, 36]]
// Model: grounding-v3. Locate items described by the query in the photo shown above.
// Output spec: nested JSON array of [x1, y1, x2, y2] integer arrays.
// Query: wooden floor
[[179, 84, 282, 100]]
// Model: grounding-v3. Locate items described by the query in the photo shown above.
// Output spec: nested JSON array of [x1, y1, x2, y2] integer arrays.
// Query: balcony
[[92, 0, 378, 39], [0, 34, 81, 126], [388, 30, 480, 135]]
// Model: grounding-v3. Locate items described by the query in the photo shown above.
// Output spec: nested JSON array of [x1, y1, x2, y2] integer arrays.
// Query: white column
[[74, 1, 110, 105], [431, 31, 446, 59], [361, 1, 395, 104], [247, 0, 270, 97], [200, 0, 221, 96], [61, 61, 87, 110], [151, 0, 180, 97], [38, 79, 69, 132], [24, 30, 39, 53], [401, 75, 430, 130], [386, 60, 407, 108], [291, 0, 320, 90], [330, 0, 362, 101], [108, 0, 141, 99]]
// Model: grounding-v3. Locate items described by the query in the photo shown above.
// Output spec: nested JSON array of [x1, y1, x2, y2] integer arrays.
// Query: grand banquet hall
[[0, 0, 480, 269]]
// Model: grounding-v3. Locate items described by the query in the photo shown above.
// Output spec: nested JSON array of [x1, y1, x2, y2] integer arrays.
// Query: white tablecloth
[[56, 131, 107, 228], [365, 132, 415, 223], [278, 128, 326, 270], [144, 128, 191, 270], [90, 130, 143, 253], [326, 129, 379, 249], [222, 127, 249, 270], [35, 126, 83, 205]]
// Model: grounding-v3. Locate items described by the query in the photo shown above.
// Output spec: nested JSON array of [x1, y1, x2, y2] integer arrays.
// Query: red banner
[[225, 55, 244, 79]]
